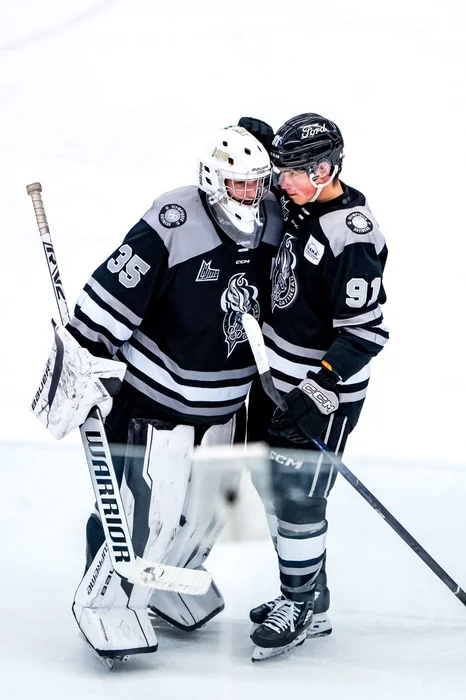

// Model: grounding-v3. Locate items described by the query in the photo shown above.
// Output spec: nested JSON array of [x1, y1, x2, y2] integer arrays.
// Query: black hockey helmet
[[270, 113, 344, 173]]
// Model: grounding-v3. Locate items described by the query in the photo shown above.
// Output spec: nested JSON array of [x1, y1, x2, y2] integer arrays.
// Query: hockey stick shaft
[[26, 183, 71, 326], [27, 183, 210, 595], [242, 313, 466, 607]]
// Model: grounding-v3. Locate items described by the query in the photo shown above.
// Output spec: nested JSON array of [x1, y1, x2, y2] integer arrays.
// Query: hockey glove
[[31, 323, 126, 440], [270, 366, 340, 443], [238, 117, 275, 151]]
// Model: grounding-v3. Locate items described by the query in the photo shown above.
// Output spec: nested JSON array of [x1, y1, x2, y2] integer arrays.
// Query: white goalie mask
[[197, 126, 272, 248]]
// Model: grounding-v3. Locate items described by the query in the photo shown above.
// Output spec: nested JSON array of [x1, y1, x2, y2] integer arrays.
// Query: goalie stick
[[242, 312, 466, 608], [26, 182, 211, 595]]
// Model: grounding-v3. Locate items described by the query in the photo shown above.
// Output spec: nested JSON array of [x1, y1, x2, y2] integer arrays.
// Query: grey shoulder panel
[[320, 203, 386, 257], [262, 192, 283, 247], [142, 186, 222, 267]]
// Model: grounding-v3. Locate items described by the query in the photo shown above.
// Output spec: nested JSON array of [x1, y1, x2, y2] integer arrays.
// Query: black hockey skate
[[250, 585, 332, 639], [251, 598, 314, 661]]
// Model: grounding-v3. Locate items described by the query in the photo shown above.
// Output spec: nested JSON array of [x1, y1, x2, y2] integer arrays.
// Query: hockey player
[[239, 114, 389, 660], [35, 126, 282, 662]]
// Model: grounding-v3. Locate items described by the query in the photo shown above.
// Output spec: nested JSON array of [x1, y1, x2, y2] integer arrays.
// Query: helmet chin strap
[[308, 165, 339, 203]]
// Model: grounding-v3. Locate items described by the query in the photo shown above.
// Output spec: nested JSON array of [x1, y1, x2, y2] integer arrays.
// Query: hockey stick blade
[[241, 313, 466, 608], [132, 558, 211, 595]]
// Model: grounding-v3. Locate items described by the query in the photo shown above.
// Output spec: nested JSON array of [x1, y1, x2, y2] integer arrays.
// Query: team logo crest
[[346, 211, 373, 234], [196, 260, 220, 282], [271, 233, 297, 311], [220, 273, 260, 356], [159, 204, 187, 228]]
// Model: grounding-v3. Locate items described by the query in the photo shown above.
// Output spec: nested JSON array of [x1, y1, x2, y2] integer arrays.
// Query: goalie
[[32, 126, 282, 661]]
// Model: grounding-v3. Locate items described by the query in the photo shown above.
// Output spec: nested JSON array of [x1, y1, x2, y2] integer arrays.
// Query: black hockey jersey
[[267, 183, 388, 426], [68, 186, 282, 425]]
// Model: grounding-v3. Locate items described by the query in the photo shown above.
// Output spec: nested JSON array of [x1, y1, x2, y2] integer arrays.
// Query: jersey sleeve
[[67, 219, 168, 357], [322, 238, 389, 382]]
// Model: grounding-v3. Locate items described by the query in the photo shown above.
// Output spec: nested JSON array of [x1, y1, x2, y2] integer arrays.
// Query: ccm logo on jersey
[[304, 236, 325, 265], [270, 450, 303, 470], [299, 379, 338, 415]]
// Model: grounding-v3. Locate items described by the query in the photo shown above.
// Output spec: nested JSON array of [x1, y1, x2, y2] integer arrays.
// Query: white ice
[[1, 1, 466, 698], [2, 443, 466, 698]]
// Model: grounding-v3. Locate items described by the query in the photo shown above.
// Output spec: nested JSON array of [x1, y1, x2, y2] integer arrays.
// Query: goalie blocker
[[31, 322, 126, 439]]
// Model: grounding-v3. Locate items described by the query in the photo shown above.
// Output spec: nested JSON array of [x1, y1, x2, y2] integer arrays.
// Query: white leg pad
[[148, 419, 240, 629], [74, 422, 195, 655], [73, 542, 157, 656]]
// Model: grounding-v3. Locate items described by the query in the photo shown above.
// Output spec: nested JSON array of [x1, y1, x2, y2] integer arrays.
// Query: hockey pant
[[252, 412, 354, 604], [73, 413, 238, 655]]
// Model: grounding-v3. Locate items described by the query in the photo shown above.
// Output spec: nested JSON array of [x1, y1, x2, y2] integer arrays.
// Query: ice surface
[[2, 443, 466, 698]]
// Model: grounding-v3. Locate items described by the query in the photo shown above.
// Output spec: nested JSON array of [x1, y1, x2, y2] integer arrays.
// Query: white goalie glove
[[31, 322, 126, 439]]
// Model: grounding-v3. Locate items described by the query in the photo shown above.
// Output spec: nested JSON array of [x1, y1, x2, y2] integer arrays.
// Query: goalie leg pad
[[73, 541, 158, 656], [122, 420, 195, 610], [148, 419, 240, 630], [74, 420, 195, 654]]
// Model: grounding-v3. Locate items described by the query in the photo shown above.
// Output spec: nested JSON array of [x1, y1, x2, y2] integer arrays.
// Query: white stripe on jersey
[[76, 291, 133, 342], [87, 277, 142, 326], [124, 371, 246, 417], [333, 305, 382, 328], [263, 323, 325, 360], [120, 343, 252, 403], [268, 348, 370, 386], [134, 329, 255, 381], [340, 389, 368, 403], [68, 317, 119, 356], [346, 326, 388, 346], [267, 347, 315, 381]]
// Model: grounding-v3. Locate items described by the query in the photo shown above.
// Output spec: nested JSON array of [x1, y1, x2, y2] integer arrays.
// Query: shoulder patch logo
[[196, 260, 220, 282], [159, 204, 187, 228], [346, 211, 373, 234], [304, 235, 325, 266]]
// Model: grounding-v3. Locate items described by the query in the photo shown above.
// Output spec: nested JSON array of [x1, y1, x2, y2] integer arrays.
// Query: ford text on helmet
[[198, 126, 271, 248], [270, 113, 344, 202]]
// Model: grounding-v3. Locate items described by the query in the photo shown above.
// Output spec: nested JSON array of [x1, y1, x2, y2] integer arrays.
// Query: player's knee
[[275, 495, 327, 524]]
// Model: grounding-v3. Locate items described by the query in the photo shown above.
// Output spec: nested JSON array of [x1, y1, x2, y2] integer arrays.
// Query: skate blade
[[80, 634, 131, 670], [306, 613, 332, 639], [251, 614, 332, 640], [100, 654, 130, 670], [251, 631, 307, 662]]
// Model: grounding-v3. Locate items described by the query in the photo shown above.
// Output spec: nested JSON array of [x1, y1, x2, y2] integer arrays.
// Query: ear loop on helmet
[[307, 164, 339, 202]]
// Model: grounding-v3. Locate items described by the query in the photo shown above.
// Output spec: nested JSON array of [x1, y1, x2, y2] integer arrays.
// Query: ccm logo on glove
[[298, 377, 338, 415]]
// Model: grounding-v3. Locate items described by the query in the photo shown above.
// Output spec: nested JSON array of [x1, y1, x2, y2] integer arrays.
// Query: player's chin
[[288, 194, 305, 205]]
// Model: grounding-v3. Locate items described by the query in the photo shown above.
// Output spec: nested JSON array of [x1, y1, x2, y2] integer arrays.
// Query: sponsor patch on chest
[[304, 235, 325, 265]]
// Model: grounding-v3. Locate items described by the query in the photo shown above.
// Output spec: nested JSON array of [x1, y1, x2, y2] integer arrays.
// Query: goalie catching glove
[[31, 322, 126, 439], [270, 364, 340, 443]]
